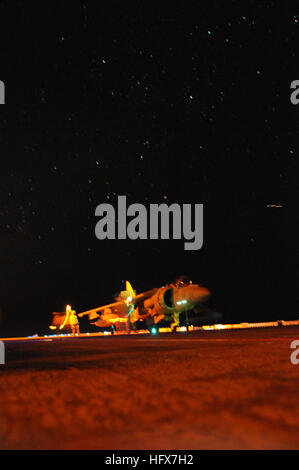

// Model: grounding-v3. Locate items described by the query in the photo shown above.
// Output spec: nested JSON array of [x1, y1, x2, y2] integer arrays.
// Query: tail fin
[[126, 281, 136, 299]]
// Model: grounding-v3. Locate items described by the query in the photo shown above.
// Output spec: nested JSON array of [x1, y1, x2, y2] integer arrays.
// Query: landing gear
[[170, 312, 180, 332], [185, 310, 190, 331]]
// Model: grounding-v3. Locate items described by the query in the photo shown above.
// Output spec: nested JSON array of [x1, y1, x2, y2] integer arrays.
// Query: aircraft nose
[[186, 285, 211, 305]]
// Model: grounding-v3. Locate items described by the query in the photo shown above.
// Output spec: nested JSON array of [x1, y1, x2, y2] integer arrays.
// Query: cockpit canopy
[[174, 275, 193, 288]]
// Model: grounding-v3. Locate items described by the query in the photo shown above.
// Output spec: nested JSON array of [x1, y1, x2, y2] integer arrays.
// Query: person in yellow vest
[[69, 307, 80, 335]]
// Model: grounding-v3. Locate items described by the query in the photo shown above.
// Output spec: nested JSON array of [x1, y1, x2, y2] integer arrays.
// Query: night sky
[[0, 1, 298, 336]]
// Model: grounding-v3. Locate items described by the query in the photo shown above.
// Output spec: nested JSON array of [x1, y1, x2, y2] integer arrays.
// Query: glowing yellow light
[[109, 317, 127, 323], [60, 304, 73, 330]]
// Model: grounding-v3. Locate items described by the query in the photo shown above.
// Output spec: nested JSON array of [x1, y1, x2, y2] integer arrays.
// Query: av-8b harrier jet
[[78, 276, 211, 333]]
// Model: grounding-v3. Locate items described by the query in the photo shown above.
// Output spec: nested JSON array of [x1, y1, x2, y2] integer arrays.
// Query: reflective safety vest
[[69, 313, 79, 325]]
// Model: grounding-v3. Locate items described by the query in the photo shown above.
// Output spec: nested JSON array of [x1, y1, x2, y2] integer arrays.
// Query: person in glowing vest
[[69, 307, 80, 335]]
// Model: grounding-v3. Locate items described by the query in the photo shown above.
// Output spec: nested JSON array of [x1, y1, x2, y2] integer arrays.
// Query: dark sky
[[0, 1, 298, 336]]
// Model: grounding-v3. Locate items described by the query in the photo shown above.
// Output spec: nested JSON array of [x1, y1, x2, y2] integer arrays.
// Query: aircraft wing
[[78, 301, 124, 318], [132, 288, 158, 303], [78, 288, 158, 319]]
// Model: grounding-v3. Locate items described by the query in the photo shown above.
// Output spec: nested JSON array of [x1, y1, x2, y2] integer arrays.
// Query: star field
[[0, 1, 298, 335]]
